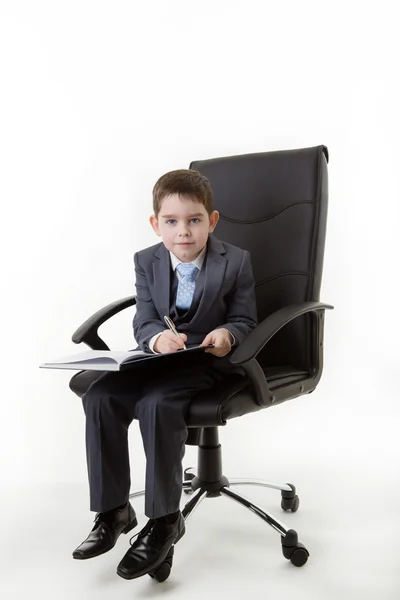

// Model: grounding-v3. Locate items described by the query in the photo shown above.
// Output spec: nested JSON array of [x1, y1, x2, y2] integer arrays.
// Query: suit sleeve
[[132, 252, 166, 352], [215, 250, 258, 346]]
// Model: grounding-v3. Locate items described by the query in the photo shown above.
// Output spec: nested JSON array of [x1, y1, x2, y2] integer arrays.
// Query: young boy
[[73, 169, 258, 580]]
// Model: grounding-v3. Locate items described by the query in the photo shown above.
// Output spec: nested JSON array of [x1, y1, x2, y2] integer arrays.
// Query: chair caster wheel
[[281, 484, 299, 512], [289, 543, 309, 567], [149, 547, 174, 582], [281, 495, 299, 512], [281, 529, 309, 567], [183, 467, 195, 494], [149, 562, 171, 582]]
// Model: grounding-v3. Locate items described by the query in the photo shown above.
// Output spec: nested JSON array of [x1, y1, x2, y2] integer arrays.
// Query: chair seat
[[187, 365, 309, 427], [69, 365, 310, 427]]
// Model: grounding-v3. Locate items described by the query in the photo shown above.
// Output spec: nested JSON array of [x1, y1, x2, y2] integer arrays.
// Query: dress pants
[[82, 358, 226, 519]]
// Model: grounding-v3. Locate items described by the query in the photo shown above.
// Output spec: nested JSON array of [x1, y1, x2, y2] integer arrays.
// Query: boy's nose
[[178, 227, 191, 236]]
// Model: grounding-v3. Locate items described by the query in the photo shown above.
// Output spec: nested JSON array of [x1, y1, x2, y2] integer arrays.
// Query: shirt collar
[[169, 244, 207, 272]]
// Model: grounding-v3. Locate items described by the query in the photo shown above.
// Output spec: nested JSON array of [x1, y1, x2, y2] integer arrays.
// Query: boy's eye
[[166, 218, 201, 225]]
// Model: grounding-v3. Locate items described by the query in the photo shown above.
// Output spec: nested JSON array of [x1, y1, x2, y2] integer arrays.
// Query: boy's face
[[150, 193, 219, 262]]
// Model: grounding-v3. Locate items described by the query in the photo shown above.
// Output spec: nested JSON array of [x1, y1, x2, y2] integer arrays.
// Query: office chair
[[70, 145, 332, 582]]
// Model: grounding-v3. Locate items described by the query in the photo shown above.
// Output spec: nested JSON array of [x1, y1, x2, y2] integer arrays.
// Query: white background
[[0, 1, 399, 598]]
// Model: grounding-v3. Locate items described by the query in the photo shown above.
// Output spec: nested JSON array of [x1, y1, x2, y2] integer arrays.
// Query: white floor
[[1, 453, 398, 600], [2, 370, 399, 599]]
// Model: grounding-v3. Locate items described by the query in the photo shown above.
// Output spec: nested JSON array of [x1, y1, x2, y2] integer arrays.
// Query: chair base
[[128, 427, 310, 580]]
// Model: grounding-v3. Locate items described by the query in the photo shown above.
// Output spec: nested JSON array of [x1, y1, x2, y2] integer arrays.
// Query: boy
[[73, 169, 258, 580]]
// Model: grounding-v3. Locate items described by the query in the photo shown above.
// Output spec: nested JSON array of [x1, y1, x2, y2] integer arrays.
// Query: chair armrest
[[229, 301, 334, 366], [72, 295, 137, 350]]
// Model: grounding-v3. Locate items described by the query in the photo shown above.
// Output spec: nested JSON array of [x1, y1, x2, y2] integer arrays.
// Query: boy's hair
[[152, 169, 214, 216]]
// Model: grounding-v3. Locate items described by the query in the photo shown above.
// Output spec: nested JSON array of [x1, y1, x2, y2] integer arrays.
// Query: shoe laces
[[93, 512, 114, 533], [129, 519, 157, 546]]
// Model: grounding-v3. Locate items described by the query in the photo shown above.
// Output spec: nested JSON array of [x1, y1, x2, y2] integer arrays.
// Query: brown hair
[[152, 169, 214, 216]]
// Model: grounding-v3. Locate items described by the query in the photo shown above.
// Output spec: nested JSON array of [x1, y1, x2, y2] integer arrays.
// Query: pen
[[164, 315, 187, 350]]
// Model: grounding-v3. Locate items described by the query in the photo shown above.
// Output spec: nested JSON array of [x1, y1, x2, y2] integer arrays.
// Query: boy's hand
[[200, 328, 232, 357], [154, 330, 187, 354]]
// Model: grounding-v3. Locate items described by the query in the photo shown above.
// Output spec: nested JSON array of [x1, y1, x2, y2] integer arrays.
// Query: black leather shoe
[[73, 503, 138, 560], [117, 512, 185, 580]]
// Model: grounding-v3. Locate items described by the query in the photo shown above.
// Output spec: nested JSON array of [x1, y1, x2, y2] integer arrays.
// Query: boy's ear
[[149, 215, 161, 236], [208, 210, 219, 232]]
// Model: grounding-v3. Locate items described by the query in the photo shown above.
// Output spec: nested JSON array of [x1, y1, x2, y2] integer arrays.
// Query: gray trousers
[[82, 359, 226, 519]]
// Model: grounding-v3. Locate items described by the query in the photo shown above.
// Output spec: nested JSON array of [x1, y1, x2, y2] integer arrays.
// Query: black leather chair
[[70, 145, 332, 581]]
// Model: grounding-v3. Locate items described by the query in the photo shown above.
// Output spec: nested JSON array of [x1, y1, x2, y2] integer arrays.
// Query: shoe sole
[[116, 524, 185, 580], [73, 517, 138, 560]]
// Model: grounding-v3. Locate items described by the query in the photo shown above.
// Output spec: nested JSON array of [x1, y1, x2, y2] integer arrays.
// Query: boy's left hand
[[200, 328, 232, 357]]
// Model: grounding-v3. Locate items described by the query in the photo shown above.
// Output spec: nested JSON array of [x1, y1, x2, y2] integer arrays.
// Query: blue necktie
[[176, 263, 198, 310]]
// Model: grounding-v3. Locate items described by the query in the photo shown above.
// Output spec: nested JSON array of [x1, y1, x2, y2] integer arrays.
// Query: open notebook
[[40, 344, 214, 372]]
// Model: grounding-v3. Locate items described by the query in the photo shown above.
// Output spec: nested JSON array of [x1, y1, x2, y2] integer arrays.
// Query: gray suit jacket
[[132, 235, 258, 368]]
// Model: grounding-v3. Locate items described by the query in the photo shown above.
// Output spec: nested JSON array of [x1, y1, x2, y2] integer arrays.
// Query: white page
[[40, 349, 147, 368]]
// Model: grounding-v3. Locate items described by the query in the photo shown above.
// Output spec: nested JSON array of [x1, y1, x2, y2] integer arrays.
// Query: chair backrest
[[190, 145, 329, 371]]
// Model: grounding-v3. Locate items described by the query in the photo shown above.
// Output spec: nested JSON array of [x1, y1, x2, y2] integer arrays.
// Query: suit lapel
[[188, 236, 227, 328], [153, 243, 171, 318]]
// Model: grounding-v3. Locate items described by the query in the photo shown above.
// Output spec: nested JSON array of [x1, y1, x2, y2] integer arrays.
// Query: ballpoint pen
[[164, 315, 187, 350]]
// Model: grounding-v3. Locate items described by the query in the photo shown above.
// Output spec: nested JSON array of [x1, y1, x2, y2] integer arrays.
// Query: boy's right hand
[[153, 331, 187, 354]]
